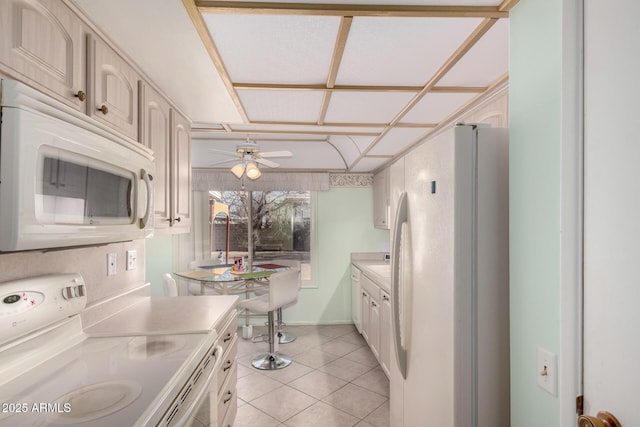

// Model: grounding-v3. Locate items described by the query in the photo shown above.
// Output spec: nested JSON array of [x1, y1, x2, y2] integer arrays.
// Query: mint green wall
[[510, 1, 562, 425], [144, 187, 389, 320], [285, 186, 389, 324], [145, 234, 175, 296]]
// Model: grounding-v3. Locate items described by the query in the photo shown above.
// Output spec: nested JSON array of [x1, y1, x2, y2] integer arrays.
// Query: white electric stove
[[0, 274, 222, 427]]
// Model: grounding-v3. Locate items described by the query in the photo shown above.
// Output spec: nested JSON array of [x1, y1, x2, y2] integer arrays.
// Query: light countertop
[[83, 295, 238, 337], [351, 254, 391, 293]]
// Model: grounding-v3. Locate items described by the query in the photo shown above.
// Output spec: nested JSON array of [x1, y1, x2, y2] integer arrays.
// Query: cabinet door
[[139, 81, 171, 230], [352, 275, 362, 333], [370, 297, 380, 360], [170, 109, 192, 232], [88, 34, 139, 139], [0, 0, 86, 111], [361, 289, 370, 342], [380, 291, 392, 377], [373, 168, 390, 229]]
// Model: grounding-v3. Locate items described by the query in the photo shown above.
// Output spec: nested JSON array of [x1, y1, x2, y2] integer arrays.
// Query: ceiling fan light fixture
[[245, 162, 261, 180], [230, 162, 245, 179]]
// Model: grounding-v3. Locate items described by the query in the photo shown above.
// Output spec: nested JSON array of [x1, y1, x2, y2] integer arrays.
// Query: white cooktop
[[83, 295, 238, 337], [0, 330, 212, 427]]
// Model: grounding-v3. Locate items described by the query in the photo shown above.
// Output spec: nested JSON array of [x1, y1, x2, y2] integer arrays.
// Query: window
[[210, 190, 315, 287]]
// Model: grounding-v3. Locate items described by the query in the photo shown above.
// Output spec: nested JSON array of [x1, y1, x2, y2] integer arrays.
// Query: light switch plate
[[537, 346, 557, 395]]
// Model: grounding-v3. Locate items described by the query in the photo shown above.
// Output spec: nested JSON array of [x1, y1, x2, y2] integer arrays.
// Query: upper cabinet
[[139, 81, 171, 230], [1, 0, 193, 235], [170, 109, 192, 232], [373, 167, 390, 229], [139, 81, 191, 233], [87, 34, 140, 140], [0, 0, 86, 111]]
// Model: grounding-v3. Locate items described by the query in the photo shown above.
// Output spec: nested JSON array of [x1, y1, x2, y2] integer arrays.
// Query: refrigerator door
[[389, 124, 509, 427]]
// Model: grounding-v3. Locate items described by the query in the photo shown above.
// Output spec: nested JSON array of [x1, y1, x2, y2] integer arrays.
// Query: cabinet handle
[[174, 217, 181, 223], [223, 359, 233, 372], [74, 90, 86, 101], [383, 295, 390, 301], [97, 104, 109, 114], [223, 333, 232, 343], [223, 390, 233, 404], [362, 292, 367, 297], [371, 301, 377, 307]]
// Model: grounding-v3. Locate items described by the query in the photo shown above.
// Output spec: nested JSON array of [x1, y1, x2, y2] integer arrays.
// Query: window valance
[[192, 169, 331, 191]]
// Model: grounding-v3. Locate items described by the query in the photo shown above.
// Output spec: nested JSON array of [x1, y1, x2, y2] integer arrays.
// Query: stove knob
[[61, 286, 76, 300], [75, 285, 86, 297]]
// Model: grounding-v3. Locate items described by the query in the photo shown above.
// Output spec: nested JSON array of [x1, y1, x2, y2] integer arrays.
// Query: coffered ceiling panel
[[324, 91, 418, 123], [202, 13, 341, 84], [402, 91, 478, 123], [368, 127, 434, 156], [75, 0, 516, 175], [350, 156, 393, 173], [227, 123, 384, 136], [237, 89, 326, 122], [437, 18, 509, 86], [336, 16, 483, 86]]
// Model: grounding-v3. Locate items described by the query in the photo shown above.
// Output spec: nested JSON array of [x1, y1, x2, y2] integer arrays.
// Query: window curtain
[[192, 169, 330, 191]]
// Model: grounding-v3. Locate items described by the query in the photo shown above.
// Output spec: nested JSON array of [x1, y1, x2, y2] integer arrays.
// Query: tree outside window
[[210, 190, 313, 283]]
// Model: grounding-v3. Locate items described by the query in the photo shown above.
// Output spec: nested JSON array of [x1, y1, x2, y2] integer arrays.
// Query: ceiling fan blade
[[259, 150, 293, 159], [207, 158, 240, 167], [255, 158, 280, 168], [208, 148, 238, 156]]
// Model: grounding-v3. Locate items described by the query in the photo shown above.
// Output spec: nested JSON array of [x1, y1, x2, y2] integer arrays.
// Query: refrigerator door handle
[[392, 191, 408, 379]]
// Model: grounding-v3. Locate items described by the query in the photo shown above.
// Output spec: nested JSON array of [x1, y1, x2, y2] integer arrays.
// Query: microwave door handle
[[139, 169, 153, 229], [172, 345, 223, 427], [392, 191, 408, 380]]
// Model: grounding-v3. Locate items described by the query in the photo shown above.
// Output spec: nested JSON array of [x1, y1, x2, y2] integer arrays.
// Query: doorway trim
[[560, 0, 584, 425]]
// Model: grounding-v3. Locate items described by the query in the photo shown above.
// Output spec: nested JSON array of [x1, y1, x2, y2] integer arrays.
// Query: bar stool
[[237, 269, 300, 370], [162, 273, 179, 297], [254, 260, 301, 344]]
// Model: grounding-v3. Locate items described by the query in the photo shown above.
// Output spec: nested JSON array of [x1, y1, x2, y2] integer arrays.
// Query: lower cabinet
[[380, 291, 391, 377], [360, 289, 370, 342], [215, 310, 237, 427], [358, 269, 391, 378], [369, 296, 380, 360]]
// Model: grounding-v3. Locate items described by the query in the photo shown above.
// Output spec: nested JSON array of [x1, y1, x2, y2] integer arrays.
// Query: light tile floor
[[233, 324, 390, 427]]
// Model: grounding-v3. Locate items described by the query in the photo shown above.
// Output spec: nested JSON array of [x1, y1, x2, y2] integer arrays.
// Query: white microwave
[[0, 79, 154, 251]]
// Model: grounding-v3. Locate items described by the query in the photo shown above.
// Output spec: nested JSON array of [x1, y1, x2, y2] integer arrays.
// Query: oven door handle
[[173, 345, 223, 427]]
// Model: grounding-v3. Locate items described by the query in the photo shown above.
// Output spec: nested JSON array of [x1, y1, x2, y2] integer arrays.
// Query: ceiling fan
[[209, 138, 293, 180]]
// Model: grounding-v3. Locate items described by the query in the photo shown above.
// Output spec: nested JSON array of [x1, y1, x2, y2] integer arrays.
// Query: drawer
[[217, 310, 238, 356], [217, 335, 237, 395], [217, 362, 237, 426], [218, 389, 237, 427], [361, 274, 381, 302]]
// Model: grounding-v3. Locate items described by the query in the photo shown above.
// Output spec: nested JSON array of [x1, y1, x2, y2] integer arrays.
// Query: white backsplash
[[0, 240, 146, 309]]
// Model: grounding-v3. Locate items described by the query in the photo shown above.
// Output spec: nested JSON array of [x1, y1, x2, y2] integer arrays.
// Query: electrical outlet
[[107, 253, 117, 276], [126, 250, 137, 271], [537, 346, 557, 395]]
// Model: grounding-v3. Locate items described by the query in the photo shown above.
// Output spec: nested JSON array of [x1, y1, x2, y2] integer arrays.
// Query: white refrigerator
[[389, 124, 510, 427]]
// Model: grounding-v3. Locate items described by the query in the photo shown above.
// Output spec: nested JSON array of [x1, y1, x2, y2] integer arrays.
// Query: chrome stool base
[[251, 352, 292, 370], [277, 331, 296, 344]]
